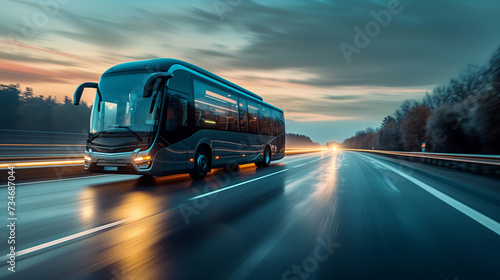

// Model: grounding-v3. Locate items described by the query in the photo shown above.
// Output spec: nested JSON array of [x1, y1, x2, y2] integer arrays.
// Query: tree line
[[0, 84, 92, 133], [342, 45, 500, 155], [286, 133, 321, 148]]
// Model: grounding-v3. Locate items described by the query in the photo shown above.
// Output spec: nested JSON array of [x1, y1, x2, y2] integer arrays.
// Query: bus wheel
[[190, 147, 210, 179], [256, 147, 271, 168]]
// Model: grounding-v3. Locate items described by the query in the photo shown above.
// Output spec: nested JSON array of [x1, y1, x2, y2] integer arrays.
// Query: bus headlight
[[134, 155, 151, 162], [84, 155, 92, 162], [134, 155, 152, 169]]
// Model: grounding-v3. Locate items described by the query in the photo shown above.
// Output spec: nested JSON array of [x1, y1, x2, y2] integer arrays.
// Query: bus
[[74, 59, 285, 179]]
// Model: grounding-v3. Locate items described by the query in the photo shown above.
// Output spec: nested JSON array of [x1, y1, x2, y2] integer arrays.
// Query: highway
[[1, 151, 500, 280]]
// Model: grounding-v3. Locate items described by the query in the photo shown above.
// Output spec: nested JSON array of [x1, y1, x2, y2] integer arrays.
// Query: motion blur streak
[[1, 152, 500, 279], [0, 159, 84, 169], [0, 144, 85, 147], [285, 148, 326, 155]]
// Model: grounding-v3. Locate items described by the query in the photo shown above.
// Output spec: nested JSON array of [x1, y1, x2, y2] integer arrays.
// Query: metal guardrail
[[348, 149, 500, 177], [0, 143, 85, 162], [0, 129, 87, 145]]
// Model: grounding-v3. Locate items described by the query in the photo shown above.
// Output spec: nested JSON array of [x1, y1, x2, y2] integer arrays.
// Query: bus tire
[[190, 147, 210, 179], [256, 147, 271, 168]]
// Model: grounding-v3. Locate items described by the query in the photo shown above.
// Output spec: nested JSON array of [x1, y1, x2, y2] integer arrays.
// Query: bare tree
[[400, 105, 431, 151], [376, 122, 401, 151], [489, 45, 500, 96], [464, 93, 500, 154], [381, 115, 396, 128], [425, 105, 470, 153]]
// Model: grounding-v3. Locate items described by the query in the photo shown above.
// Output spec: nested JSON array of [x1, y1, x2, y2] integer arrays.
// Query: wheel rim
[[197, 154, 208, 172], [265, 150, 270, 164]]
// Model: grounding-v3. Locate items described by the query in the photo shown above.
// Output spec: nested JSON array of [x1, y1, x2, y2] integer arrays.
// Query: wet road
[[1, 151, 500, 280]]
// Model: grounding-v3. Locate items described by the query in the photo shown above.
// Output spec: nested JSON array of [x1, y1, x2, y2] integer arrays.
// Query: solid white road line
[[293, 163, 308, 168], [188, 169, 289, 201], [356, 153, 500, 236], [1, 220, 127, 262]]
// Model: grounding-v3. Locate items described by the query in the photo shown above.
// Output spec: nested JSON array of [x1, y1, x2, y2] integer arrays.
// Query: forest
[[286, 133, 321, 148], [342, 45, 500, 155], [0, 84, 92, 133]]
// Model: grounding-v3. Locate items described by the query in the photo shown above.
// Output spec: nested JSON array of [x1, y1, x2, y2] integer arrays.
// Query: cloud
[[0, 60, 99, 84], [4, 0, 499, 89], [0, 48, 79, 66], [323, 95, 359, 101], [180, 0, 500, 87]]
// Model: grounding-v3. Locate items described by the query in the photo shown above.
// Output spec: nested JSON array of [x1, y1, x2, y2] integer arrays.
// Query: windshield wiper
[[114, 125, 143, 142], [88, 131, 102, 143]]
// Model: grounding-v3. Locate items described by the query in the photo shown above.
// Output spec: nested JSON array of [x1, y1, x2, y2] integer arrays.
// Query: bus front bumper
[[84, 149, 154, 174]]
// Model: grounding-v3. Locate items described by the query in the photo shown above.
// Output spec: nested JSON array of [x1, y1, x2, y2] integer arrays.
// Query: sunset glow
[[1, 0, 498, 143]]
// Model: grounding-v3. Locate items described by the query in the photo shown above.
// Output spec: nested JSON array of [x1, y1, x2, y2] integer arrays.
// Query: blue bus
[[74, 59, 285, 179]]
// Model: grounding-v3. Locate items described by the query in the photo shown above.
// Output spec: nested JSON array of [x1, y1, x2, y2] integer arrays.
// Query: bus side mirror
[[143, 72, 173, 98], [74, 82, 98, 105]]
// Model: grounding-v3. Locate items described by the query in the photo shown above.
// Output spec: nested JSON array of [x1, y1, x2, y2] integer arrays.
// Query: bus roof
[[102, 58, 264, 102]]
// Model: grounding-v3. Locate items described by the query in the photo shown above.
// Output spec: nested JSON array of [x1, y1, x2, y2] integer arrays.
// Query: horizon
[[1, 0, 499, 144]]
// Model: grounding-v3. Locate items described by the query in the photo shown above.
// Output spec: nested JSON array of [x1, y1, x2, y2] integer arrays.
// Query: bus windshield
[[89, 72, 162, 146]]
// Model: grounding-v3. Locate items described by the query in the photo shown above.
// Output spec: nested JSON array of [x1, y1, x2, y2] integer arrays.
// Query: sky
[[1, 0, 499, 144]]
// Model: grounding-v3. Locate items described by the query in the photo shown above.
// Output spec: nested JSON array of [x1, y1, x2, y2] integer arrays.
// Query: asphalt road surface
[[1, 151, 500, 280]]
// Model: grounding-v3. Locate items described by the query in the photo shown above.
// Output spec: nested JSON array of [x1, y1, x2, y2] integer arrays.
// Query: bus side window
[[179, 98, 188, 127], [279, 112, 285, 134], [239, 99, 248, 133], [248, 101, 259, 134], [272, 110, 282, 136], [259, 107, 272, 135], [193, 79, 238, 131]]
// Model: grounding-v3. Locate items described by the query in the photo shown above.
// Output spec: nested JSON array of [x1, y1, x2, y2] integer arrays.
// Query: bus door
[[163, 90, 190, 172]]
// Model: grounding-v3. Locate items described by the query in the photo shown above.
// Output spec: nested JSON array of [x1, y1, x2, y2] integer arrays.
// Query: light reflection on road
[[103, 191, 168, 280]]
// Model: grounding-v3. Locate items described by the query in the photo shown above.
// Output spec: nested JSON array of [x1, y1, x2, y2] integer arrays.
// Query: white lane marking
[[0, 174, 115, 188], [356, 153, 500, 236], [383, 177, 401, 193], [188, 169, 289, 201], [309, 158, 323, 163], [1, 220, 127, 261], [293, 163, 308, 168]]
